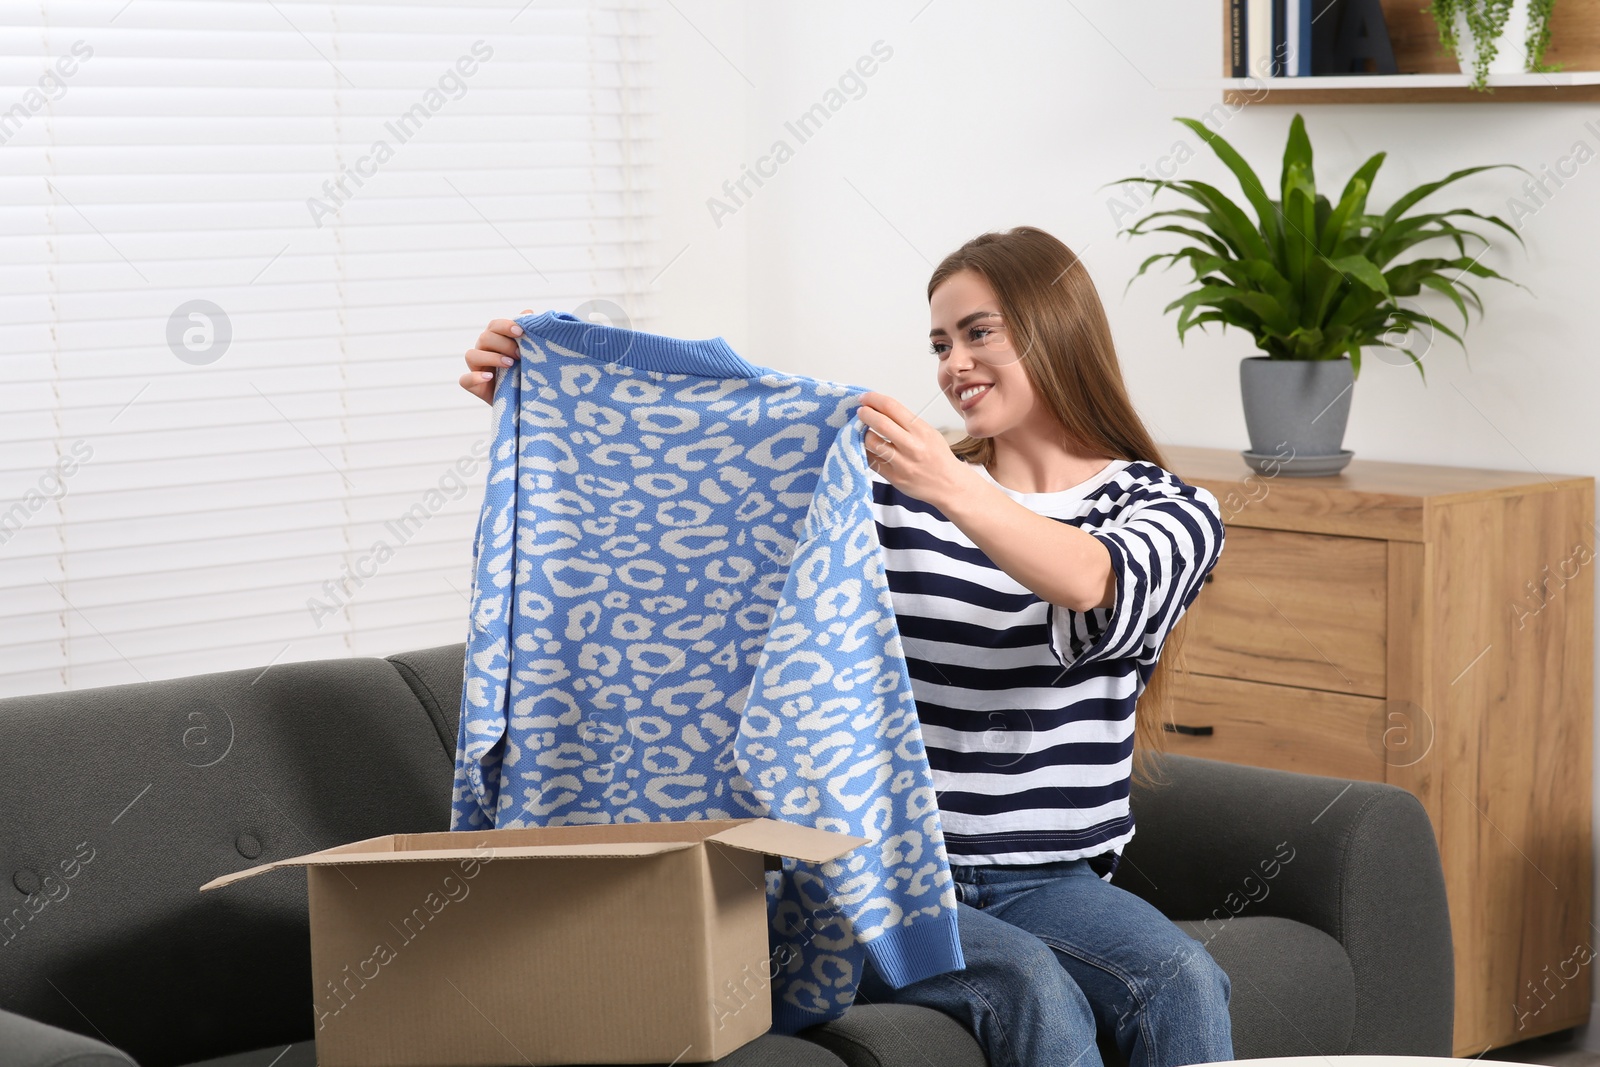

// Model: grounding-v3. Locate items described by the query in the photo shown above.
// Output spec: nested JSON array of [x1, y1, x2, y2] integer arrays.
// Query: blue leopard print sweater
[[452, 310, 965, 1033]]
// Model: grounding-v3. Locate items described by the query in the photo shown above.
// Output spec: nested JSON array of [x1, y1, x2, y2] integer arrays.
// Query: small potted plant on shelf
[[1423, 0, 1561, 91], [1103, 113, 1529, 476]]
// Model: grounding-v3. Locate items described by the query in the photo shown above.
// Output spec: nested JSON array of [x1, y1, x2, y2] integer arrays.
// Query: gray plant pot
[[1239, 356, 1354, 476]]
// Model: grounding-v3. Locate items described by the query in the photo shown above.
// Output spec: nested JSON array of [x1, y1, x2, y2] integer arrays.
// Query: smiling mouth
[[956, 383, 992, 410]]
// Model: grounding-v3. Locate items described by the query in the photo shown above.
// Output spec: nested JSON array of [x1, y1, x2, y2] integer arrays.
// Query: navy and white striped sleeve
[[1045, 475, 1225, 672]]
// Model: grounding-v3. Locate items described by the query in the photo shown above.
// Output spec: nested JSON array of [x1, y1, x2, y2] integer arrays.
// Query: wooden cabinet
[[1163, 445, 1595, 1056]]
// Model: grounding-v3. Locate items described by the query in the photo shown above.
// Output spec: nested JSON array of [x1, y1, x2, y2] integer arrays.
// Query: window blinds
[[0, 0, 657, 695]]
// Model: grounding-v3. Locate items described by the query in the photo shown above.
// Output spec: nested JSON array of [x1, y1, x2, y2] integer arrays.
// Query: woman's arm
[[934, 464, 1116, 613], [855, 391, 1115, 614]]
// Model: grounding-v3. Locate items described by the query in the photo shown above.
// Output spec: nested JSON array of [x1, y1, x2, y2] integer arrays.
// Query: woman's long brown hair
[[928, 224, 1184, 791]]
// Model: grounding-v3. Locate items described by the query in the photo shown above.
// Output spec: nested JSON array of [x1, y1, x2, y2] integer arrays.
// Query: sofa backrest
[[0, 642, 468, 1067]]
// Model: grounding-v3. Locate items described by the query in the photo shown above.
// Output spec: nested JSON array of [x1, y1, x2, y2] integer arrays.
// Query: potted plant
[[1423, 0, 1560, 91], [1103, 113, 1529, 475]]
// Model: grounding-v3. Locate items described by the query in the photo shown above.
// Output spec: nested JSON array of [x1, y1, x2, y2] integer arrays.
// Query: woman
[[457, 225, 1233, 1067]]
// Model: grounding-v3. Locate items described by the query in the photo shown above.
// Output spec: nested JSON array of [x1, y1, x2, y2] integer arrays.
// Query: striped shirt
[[870, 457, 1226, 878]]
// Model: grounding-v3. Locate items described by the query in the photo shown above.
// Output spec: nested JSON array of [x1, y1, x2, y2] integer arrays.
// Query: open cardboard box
[[200, 817, 868, 1067]]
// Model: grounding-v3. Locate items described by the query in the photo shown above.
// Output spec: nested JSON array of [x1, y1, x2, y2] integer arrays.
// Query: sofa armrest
[[1114, 753, 1454, 1056], [0, 1008, 137, 1066]]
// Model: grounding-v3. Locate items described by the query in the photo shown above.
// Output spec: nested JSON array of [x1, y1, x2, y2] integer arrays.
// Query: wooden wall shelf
[[1223, 0, 1600, 104], [1222, 70, 1600, 105]]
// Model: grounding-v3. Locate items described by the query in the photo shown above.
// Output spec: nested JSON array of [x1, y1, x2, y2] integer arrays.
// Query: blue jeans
[[852, 858, 1234, 1067]]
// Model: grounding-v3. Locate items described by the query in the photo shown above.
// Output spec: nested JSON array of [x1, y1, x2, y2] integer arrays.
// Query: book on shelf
[[1296, 0, 1315, 75], [1309, 0, 1342, 74], [1228, 0, 1245, 77], [1244, 0, 1273, 79], [1287, 0, 1301, 76], [1272, 0, 1287, 76]]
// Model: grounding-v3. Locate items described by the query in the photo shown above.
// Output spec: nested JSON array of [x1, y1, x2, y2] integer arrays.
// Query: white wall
[[652, 0, 1600, 1045], [649, 1, 752, 353]]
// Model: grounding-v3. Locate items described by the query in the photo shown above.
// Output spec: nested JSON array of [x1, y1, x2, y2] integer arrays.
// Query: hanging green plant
[[1423, 0, 1562, 91], [1527, 0, 1560, 70]]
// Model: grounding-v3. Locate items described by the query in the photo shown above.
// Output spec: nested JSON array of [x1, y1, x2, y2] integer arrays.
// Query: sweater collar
[[518, 310, 768, 379]]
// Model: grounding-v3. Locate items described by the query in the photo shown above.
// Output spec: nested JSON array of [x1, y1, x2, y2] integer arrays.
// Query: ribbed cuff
[[861, 909, 965, 989], [518, 310, 770, 379], [765, 911, 965, 1033]]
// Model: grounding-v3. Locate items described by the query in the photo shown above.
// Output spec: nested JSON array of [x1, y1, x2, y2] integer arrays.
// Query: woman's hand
[[459, 309, 532, 405], [856, 390, 979, 512]]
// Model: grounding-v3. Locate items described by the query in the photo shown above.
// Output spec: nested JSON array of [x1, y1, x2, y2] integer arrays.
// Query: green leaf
[[1327, 254, 1390, 296], [1437, 252, 1529, 294], [1121, 214, 1233, 258], [1335, 151, 1386, 222], [1237, 258, 1297, 311], [1318, 177, 1366, 256], [1282, 160, 1319, 305], [1417, 274, 1470, 328], [1165, 285, 1294, 335], [1118, 179, 1273, 264], [1173, 117, 1282, 254], [1304, 255, 1346, 326], [1280, 113, 1314, 206], [1366, 213, 1469, 265], [1326, 285, 1387, 332], [1393, 306, 1464, 352], [1173, 181, 1274, 263], [1122, 251, 1190, 300], [1371, 163, 1533, 244]]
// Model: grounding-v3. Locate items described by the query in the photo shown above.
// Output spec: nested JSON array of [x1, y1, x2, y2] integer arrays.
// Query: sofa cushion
[[1173, 915, 1356, 1060], [177, 1034, 851, 1067], [801, 1003, 987, 1067], [0, 1006, 137, 1067], [0, 655, 454, 1066]]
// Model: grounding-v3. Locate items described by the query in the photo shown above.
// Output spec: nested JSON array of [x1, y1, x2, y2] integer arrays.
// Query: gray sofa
[[0, 641, 1453, 1067]]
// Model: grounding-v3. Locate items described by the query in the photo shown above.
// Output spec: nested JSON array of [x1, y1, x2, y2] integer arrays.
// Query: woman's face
[[929, 268, 1038, 440]]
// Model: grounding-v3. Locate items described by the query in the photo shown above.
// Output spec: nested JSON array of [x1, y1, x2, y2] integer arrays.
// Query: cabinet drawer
[[1182, 526, 1388, 698], [1164, 672, 1388, 783]]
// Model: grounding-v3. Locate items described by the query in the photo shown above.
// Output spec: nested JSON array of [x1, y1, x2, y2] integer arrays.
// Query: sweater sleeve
[[450, 362, 522, 832], [734, 414, 965, 1027], [1045, 473, 1225, 674]]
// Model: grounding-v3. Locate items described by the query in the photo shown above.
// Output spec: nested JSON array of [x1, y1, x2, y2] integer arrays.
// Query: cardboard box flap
[[707, 818, 868, 863], [199, 839, 698, 892], [200, 857, 309, 892]]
